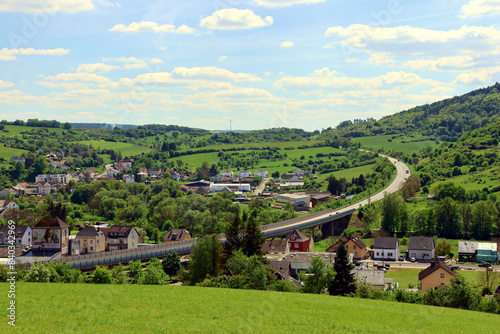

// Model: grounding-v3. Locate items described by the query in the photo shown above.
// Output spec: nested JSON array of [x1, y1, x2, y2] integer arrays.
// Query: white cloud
[[110, 21, 196, 34], [124, 63, 147, 70], [0, 80, 14, 89], [280, 41, 294, 48], [368, 51, 394, 65], [149, 58, 163, 64], [0, 48, 70, 61], [254, 0, 325, 8], [170, 66, 263, 82], [275, 68, 441, 91], [403, 55, 476, 71], [0, 0, 94, 13], [460, 0, 500, 18], [454, 66, 500, 84], [0, 89, 50, 106], [200, 9, 273, 30], [103, 57, 143, 63], [219, 55, 227, 62], [77, 63, 120, 74], [40, 72, 114, 89]]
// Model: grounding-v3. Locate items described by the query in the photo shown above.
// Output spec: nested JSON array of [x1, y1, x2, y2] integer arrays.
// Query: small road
[[254, 177, 269, 195]]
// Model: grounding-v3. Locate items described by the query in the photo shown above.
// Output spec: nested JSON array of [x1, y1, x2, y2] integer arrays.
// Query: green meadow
[[353, 135, 439, 155], [1, 283, 498, 334], [75, 140, 152, 157], [385, 268, 481, 289]]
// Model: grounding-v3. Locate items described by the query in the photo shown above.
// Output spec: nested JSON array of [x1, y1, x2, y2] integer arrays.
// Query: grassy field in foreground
[[1, 283, 498, 334]]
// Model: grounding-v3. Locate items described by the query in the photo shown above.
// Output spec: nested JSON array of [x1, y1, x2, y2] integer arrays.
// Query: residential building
[[104, 226, 139, 251], [0, 225, 31, 246], [310, 194, 332, 207], [373, 237, 399, 261], [209, 183, 251, 193], [458, 240, 478, 262], [262, 238, 289, 254], [292, 170, 311, 176], [114, 160, 133, 169], [171, 171, 180, 180], [36, 181, 56, 196], [0, 200, 20, 219], [281, 173, 302, 181], [75, 227, 106, 254], [286, 228, 314, 252], [164, 229, 192, 243], [33, 217, 70, 255], [326, 236, 367, 260], [353, 268, 394, 291], [293, 200, 310, 211], [49, 161, 66, 169], [210, 175, 223, 182], [35, 174, 72, 184], [106, 168, 120, 177], [124, 175, 135, 183], [237, 170, 251, 178], [418, 259, 457, 292], [220, 170, 234, 178], [476, 242, 497, 263], [10, 156, 25, 164], [254, 170, 268, 178], [270, 252, 348, 278], [0, 188, 17, 198], [149, 167, 162, 176], [408, 236, 435, 261], [276, 193, 310, 205]]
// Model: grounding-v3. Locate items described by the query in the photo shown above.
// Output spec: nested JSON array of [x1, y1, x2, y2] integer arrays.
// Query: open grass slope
[[352, 135, 439, 155], [75, 140, 152, 157], [1, 283, 498, 334]]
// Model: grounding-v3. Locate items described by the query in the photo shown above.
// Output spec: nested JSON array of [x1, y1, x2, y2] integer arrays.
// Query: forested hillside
[[330, 83, 500, 142]]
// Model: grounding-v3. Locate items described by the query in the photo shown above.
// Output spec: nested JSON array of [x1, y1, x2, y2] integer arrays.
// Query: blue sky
[[0, 0, 499, 131]]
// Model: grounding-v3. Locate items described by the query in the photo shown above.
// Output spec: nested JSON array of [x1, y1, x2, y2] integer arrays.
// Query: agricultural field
[[1, 283, 498, 333], [352, 135, 439, 155], [0, 144, 29, 162], [75, 140, 152, 157]]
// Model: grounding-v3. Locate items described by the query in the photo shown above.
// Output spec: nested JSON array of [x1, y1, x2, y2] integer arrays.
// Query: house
[[0, 200, 20, 219], [138, 167, 148, 174], [10, 156, 25, 164], [49, 161, 66, 169], [85, 167, 96, 176], [408, 236, 435, 261], [293, 200, 310, 211], [238, 170, 251, 178], [46, 152, 57, 158], [292, 170, 311, 176], [476, 242, 497, 263], [281, 173, 301, 182], [123, 175, 135, 183], [171, 171, 180, 180], [32, 217, 70, 255], [210, 175, 223, 182], [353, 268, 394, 290], [326, 236, 367, 260], [286, 228, 314, 252], [104, 226, 139, 251], [209, 183, 251, 193], [0, 188, 17, 198], [270, 252, 344, 278], [164, 228, 192, 243], [75, 227, 106, 254], [0, 225, 32, 246], [418, 259, 457, 292], [262, 238, 290, 254], [310, 194, 332, 207], [254, 170, 268, 178], [220, 170, 234, 178], [114, 160, 133, 169], [36, 181, 55, 196], [35, 174, 72, 184], [458, 240, 478, 262], [373, 237, 399, 261], [106, 168, 120, 177], [56, 150, 65, 157], [276, 193, 310, 204], [149, 167, 162, 176]]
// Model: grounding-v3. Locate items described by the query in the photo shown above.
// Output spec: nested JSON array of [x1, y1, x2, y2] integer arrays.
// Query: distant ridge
[[71, 123, 138, 129]]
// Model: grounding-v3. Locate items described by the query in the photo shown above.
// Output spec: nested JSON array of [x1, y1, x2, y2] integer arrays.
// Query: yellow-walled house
[[75, 226, 106, 254], [326, 236, 367, 260], [418, 259, 457, 293]]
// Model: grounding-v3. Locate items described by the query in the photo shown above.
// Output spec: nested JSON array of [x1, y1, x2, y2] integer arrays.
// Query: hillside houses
[[10, 156, 25, 164]]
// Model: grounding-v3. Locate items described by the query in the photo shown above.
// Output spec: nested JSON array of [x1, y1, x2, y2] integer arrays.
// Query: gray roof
[[373, 237, 398, 249], [0, 225, 29, 239], [408, 236, 434, 251], [76, 226, 99, 238]]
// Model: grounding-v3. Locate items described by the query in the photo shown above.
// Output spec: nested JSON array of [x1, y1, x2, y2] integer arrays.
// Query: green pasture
[[353, 135, 439, 155], [75, 140, 152, 157], [1, 282, 498, 334]]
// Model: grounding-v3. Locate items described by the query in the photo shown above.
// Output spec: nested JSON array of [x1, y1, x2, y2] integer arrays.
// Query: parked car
[[353, 260, 361, 267], [410, 257, 416, 263], [399, 255, 405, 261], [373, 262, 379, 267], [377, 265, 387, 271], [478, 262, 492, 268]]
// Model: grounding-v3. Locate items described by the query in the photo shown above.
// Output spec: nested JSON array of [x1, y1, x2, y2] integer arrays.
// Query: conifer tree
[[328, 244, 356, 296]]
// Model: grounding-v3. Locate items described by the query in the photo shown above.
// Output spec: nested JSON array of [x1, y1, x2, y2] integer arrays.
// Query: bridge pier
[[321, 214, 352, 238]]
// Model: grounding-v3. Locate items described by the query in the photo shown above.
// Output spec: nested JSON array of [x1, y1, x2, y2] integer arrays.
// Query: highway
[[22, 153, 409, 270]]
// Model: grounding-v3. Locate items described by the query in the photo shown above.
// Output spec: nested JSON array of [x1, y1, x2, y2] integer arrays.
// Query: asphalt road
[[264, 152, 409, 232]]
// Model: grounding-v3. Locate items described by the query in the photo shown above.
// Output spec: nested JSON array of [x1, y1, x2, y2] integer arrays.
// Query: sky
[[0, 0, 499, 131]]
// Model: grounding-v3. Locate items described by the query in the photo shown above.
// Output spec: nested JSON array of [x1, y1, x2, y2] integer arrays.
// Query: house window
[[90, 247, 93, 251], [376, 252, 380, 256], [440, 273, 445, 278], [90, 240, 93, 244], [120, 239, 124, 244], [345, 245, 348, 250], [295, 243, 299, 248], [354, 252, 358, 257], [388, 252, 393, 257], [353, 245, 356, 250]]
